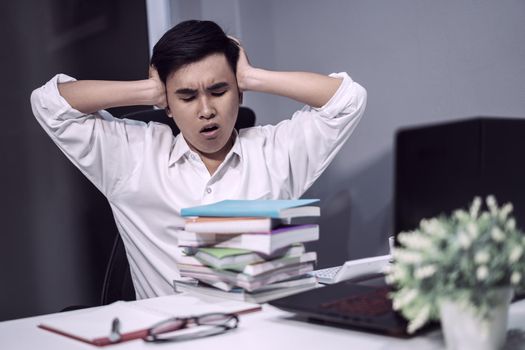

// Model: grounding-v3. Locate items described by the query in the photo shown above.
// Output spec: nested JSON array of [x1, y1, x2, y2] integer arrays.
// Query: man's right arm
[[58, 68, 167, 113], [30, 69, 168, 197]]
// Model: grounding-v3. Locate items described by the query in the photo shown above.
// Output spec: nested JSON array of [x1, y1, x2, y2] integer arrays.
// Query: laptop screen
[[394, 117, 525, 235]]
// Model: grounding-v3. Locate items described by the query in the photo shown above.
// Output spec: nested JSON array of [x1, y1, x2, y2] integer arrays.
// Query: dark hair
[[150, 20, 240, 83]]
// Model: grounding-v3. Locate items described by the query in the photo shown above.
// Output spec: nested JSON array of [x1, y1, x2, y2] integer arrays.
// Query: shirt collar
[[169, 134, 191, 166], [229, 129, 243, 159], [168, 129, 242, 167]]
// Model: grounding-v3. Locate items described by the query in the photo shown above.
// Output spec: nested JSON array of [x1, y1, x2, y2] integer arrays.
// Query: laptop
[[270, 117, 525, 337]]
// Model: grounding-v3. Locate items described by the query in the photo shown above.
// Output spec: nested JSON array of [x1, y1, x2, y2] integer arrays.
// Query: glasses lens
[[198, 313, 238, 329], [150, 318, 185, 335]]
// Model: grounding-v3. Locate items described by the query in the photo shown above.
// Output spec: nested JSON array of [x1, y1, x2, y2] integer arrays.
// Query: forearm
[[240, 69, 342, 108], [58, 79, 160, 114]]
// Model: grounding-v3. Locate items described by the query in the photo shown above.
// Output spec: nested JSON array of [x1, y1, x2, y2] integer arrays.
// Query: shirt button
[[206, 187, 212, 194], [190, 154, 197, 161]]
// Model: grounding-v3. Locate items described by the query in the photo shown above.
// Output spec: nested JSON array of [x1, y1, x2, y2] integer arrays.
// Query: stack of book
[[173, 199, 321, 303]]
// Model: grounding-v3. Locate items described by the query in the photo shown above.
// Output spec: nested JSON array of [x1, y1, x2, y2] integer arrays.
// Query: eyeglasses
[[143, 312, 239, 343]]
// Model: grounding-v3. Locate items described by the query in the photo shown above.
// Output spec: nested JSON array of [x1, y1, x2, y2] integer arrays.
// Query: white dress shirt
[[30, 72, 367, 299]]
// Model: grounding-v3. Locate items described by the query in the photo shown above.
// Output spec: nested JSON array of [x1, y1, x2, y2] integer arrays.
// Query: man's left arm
[[235, 42, 367, 198], [239, 68, 342, 108], [234, 41, 341, 106]]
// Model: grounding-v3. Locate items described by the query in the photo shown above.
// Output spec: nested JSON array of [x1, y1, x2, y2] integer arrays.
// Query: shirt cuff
[[313, 72, 357, 118], [38, 73, 85, 119]]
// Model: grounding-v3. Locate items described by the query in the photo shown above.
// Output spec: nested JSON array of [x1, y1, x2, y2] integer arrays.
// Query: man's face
[[165, 53, 240, 157]]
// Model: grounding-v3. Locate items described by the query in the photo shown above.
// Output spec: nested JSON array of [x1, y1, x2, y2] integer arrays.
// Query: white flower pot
[[439, 287, 513, 350]]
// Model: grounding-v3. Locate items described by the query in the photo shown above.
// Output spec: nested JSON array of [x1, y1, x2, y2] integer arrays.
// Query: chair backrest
[[101, 107, 256, 305]]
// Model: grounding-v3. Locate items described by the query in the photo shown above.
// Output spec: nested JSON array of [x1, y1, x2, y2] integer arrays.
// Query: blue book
[[181, 199, 320, 219]]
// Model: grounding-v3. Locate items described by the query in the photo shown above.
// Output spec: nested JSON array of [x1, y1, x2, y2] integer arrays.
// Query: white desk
[[2, 296, 525, 350]]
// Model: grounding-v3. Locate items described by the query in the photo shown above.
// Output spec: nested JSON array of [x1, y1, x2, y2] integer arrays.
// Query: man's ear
[[165, 107, 172, 118], [239, 92, 243, 105]]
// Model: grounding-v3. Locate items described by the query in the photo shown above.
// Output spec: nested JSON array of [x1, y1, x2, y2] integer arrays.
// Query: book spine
[[214, 227, 319, 255], [185, 220, 273, 233]]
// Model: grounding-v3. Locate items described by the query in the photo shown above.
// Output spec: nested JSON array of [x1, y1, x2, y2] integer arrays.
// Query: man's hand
[[229, 36, 256, 92], [148, 66, 167, 109]]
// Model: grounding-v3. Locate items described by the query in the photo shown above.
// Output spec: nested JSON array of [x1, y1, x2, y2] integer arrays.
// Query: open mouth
[[200, 123, 220, 137]]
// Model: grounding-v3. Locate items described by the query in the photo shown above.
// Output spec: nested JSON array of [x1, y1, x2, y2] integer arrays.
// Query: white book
[[178, 262, 315, 292], [174, 231, 231, 247], [177, 253, 316, 291], [214, 224, 319, 255], [194, 244, 305, 270], [238, 252, 317, 276], [185, 217, 284, 233], [175, 225, 318, 253], [174, 276, 319, 304], [174, 253, 205, 266]]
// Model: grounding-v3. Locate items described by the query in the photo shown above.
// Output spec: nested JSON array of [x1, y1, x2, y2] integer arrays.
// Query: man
[[31, 20, 367, 299]]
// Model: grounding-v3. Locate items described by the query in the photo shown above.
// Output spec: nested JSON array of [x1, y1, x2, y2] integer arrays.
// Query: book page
[[39, 295, 260, 342], [39, 301, 167, 340]]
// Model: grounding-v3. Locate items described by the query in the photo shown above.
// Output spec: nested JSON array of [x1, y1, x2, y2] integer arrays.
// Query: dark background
[[0, 0, 149, 321]]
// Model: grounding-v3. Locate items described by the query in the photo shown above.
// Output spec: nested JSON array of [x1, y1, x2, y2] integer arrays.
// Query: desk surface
[[2, 296, 525, 350]]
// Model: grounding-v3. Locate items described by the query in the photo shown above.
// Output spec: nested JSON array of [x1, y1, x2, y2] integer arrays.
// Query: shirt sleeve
[[30, 74, 148, 197], [258, 72, 367, 199]]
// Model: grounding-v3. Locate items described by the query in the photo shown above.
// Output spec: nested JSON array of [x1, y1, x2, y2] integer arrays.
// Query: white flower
[[393, 249, 423, 264], [511, 272, 521, 285], [454, 210, 469, 222], [407, 304, 430, 334], [499, 203, 513, 221], [398, 233, 433, 250], [509, 246, 523, 263], [392, 298, 401, 310], [458, 231, 472, 249], [476, 265, 489, 281], [414, 265, 437, 279], [420, 218, 445, 236], [486, 195, 498, 216], [470, 197, 482, 218], [466, 222, 478, 238], [474, 251, 490, 264], [385, 274, 396, 285], [506, 218, 516, 231], [393, 289, 419, 310], [391, 265, 408, 281], [386, 267, 408, 286], [491, 227, 505, 242]]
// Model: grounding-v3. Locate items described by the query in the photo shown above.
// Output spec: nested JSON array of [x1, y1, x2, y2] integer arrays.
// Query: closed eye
[[211, 91, 227, 97], [180, 95, 196, 102]]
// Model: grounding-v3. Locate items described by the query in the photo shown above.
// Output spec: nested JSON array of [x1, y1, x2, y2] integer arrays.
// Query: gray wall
[[170, 0, 525, 266]]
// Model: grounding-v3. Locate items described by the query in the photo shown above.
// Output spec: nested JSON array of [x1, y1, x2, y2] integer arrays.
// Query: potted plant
[[387, 196, 525, 349]]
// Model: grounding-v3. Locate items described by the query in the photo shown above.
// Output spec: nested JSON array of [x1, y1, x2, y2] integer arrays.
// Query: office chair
[[100, 106, 257, 305]]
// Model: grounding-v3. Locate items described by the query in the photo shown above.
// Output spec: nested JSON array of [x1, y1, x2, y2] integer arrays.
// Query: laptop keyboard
[[320, 286, 392, 317], [313, 266, 341, 280]]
